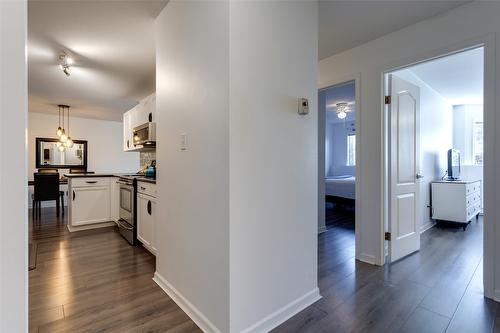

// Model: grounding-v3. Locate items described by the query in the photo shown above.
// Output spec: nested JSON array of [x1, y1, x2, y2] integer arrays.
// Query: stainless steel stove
[[116, 176, 137, 245]]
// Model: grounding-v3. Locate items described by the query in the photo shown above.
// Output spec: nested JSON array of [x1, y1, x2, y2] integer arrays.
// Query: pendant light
[[59, 105, 68, 143], [65, 105, 74, 148], [56, 105, 63, 137]]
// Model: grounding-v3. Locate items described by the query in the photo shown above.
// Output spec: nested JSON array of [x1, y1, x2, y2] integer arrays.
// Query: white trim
[[493, 289, 500, 302], [66, 221, 115, 233], [153, 272, 223, 333], [357, 253, 377, 265], [420, 221, 435, 234], [318, 73, 362, 262], [239, 288, 321, 333]]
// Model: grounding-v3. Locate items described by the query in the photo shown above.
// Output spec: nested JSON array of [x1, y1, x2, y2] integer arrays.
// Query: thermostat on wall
[[298, 98, 309, 115]]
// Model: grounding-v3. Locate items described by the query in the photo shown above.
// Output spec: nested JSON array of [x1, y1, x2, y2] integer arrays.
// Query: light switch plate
[[180, 133, 187, 150]]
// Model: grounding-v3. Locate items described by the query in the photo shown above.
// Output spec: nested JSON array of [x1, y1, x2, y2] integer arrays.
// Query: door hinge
[[385, 232, 391, 241], [385, 96, 391, 104]]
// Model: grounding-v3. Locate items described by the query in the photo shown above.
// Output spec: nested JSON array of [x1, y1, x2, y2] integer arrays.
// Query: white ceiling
[[28, 0, 471, 121], [408, 47, 484, 105], [319, 0, 469, 60], [28, 1, 167, 121]]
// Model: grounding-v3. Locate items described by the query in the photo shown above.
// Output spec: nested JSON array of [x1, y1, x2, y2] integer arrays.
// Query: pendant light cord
[[67, 106, 69, 135]]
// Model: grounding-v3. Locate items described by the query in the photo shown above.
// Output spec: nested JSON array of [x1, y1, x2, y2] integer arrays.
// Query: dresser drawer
[[71, 177, 111, 188], [466, 181, 481, 195], [137, 181, 156, 198], [466, 192, 481, 207]]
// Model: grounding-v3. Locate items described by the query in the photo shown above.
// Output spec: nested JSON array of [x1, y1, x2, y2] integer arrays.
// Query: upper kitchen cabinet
[[135, 93, 156, 126], [123, 92, 156, 152]]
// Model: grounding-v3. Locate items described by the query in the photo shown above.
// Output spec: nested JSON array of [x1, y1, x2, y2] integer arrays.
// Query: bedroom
[[319, 80, 357, 242]]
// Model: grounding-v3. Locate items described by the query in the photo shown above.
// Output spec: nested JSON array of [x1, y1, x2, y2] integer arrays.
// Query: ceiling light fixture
[[336, 102, 351, 119], [56, 104, 72, 152], [56, 105, 63, 136], [59, 51, 73, 77]]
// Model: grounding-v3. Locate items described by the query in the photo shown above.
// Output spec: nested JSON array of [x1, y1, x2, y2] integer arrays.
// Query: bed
[[325, 175, 356, 205]]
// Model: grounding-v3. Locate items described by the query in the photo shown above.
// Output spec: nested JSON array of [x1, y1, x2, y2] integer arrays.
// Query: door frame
[[318, 73, 361, 260], [380, 34, 495, 299]]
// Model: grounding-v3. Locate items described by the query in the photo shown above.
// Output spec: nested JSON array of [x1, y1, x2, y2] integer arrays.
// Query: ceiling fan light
[[337, 111, 347, 119]]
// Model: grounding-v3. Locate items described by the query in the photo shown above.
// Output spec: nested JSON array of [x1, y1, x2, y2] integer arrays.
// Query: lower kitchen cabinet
[[137, 192, 157, 255], [71, 186, 111, 226]]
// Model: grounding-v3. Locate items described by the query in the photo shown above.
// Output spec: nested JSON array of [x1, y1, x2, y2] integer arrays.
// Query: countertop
[[63, 173, 156, 184]]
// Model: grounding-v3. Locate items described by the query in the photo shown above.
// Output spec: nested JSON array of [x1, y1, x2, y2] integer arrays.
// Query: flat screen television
[[447, 149, 461, 180]]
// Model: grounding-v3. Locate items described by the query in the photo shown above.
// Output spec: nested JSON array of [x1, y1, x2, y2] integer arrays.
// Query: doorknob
[[416, 174, 424, 179]]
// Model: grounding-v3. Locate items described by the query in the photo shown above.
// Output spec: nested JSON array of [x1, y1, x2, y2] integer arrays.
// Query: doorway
[[384, 47, 485, 263], [319, 79, 359, 258]]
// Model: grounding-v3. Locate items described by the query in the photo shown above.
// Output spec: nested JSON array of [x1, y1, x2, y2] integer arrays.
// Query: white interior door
[[388, 74, 421, 262]]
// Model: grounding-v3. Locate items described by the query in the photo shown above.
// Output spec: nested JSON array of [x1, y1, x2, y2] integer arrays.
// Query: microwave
[[133, 122, 156, 146]]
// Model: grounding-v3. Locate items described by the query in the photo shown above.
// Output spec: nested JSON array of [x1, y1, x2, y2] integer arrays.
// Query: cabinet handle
[[127, 139, 130, 148], [73, 190, 75, 201], [86, 180, 98, 184], [140, 186, 146, 191], [148, 112, 152, 122], [147, 200, 152, 215]]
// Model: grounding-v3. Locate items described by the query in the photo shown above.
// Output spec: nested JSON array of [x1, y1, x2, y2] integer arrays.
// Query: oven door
[[119, 185, 134, 226]]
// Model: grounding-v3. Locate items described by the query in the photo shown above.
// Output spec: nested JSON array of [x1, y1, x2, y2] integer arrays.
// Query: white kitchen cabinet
[[137, 192, 157, 255], [123, 111, 133, 151], [123, 93, 156, 152], [70, 186, 111, 226]]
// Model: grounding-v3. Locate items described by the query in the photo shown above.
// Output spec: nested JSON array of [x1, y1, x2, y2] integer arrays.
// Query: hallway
[[275, 214, 498, 333]]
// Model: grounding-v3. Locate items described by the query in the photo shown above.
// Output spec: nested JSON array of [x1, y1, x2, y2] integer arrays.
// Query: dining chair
[[32, 173, 65, 220]]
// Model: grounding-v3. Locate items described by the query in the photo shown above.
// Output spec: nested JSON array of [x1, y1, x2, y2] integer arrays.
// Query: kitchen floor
[[274, 212, 499, 333], [29, 207, 201, 333]]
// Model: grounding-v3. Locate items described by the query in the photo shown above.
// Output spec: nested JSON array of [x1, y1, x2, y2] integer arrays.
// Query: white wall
[[453, 104, 483, 165], [326, 121, 356, 177], [318, 1, 499, 299], [28, 112, 139, 178], [229, 1, 319, 332], [392, 69, 452, 231], [453, 104, 484, 207], [155, 1, 230, 332], [155, 1, 318, 332], [0, 1, 28, 332]]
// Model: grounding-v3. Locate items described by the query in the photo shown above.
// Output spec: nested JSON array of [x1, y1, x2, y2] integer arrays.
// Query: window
[[347, 134, 356, 166], [473, 121, 483, 165]]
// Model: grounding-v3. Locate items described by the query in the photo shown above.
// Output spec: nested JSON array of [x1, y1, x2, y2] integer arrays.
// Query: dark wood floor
[[275, 206, 500, 333], [29, 207, 201, 333]]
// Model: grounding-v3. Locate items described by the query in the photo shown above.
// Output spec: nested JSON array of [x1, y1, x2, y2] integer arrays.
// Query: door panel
[[389, 74, 420, 262], [397, 93, 416, 184]]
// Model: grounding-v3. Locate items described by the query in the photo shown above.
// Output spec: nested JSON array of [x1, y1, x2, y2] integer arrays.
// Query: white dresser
[[431, 180, 481, 230]]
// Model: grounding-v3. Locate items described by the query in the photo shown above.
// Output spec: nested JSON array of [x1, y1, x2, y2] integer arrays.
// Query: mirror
[[36, 138, 88, 170]]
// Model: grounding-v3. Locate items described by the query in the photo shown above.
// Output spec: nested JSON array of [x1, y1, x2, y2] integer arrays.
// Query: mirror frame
[[35, 137, 88, 170]]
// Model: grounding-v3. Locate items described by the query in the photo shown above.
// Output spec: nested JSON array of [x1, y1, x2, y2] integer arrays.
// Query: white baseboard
[[318, 225, 327, 234], [153, 272, 222, 333], [239, 288, 321, 333], [493, 289, 500, 302], [420, 221, 435, 234], [67, 221, 116, 233], [357, 253, 377, 265]]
